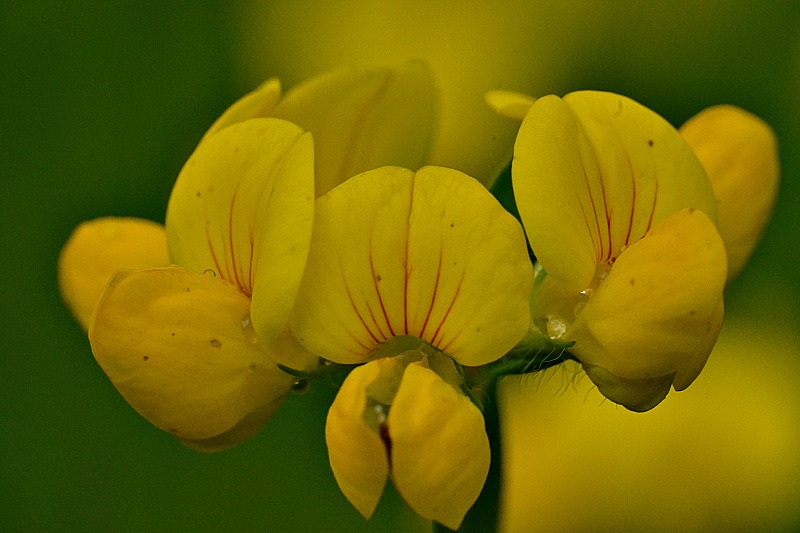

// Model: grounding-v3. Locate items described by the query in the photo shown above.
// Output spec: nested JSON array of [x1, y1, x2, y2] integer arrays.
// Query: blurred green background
[[1, 1, 798, 532]]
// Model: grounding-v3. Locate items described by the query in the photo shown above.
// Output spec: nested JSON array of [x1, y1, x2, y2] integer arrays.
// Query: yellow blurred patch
[[499, 305, 800, 531]]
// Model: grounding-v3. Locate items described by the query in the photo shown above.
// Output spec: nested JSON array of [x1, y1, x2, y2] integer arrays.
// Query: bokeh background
[[2, 1, 798, 531]]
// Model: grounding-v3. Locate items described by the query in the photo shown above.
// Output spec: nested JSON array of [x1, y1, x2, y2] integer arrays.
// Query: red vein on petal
[[623, 153, 636, 247], [597, 165, 613, 263], [340, 260, 379, 349], [228, 188, 247, 293], [369, 245, 396, 338], [578, 200, 599, 259], [205, 224, 224, 278], [438, 328, 463, 355], [365, 300, 388, 342], [644, 180, 659, 233], [430, 272, 464, 348], [580, 161, 604, 262], [418, 243, 443, 340]]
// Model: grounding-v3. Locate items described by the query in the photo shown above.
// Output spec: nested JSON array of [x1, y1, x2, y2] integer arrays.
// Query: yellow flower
[[58, 63, 437, 450], [289, 166, 533, 528], [90, 119, 315, 452], [679, 105, 780, 280], [505, 91, 728, 411], [487, 92, 780, 283]]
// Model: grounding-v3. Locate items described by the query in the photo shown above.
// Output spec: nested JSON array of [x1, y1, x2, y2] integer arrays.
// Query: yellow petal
[[580, 363, 675, 413], [513, 91, 717, 292], [58, 217, 168, 330], [177, 400, 283, 453], [89, 266, 292, 442], [271, 62, 437, 197], [679, 105, 780, 280], [249, 132, 315, 348], [485, 89, 536, 122], [291, 166, 532, 366], [389, 363, 490, 530], [325, 358, 398, 520], [199, 78, 282, 143], [568, 208, 727, 409], [166, 118, 305, 297]]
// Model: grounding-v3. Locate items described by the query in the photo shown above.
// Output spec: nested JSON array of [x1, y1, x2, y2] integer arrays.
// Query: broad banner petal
[[291, 166, 532, 366]]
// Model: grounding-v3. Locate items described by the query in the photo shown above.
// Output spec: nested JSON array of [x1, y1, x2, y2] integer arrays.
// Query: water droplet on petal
[[240, 314, 259, 345], [373, 403, 388, 425], [546, 316, 567, 340], [203, 268, 216, 277]]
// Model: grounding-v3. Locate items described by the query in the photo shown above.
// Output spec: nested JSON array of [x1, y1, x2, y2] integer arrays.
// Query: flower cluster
[[59, 64, 778, 528]]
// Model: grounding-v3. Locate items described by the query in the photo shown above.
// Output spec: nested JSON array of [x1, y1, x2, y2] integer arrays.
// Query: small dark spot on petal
[[689, 310, 696, 316], [376, 275, 382, 282], [450, 223, 455, 228], [647, 139, 654, 147], [143, 356, 149, 361], [196, 191, 202, 197], [210, 339, 222, 348], [248, 363, 256, 371], [171, 332, 175, 336], [630, 278, 635, 286]]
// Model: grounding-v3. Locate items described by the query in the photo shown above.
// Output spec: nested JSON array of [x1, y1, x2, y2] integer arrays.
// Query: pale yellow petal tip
[[201, 77, 282, 142], [485, 90, 536, 121], [680, 105, 780, 280], [58, 217, 168, 330]]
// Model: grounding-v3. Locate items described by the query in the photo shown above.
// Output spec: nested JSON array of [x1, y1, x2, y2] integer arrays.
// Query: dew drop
[[373, 403, 388, 425], [240, 314, 259, 345], [203, 268, 216, 277], [291, 378, 310, 394], [546, 316, 567, 340]]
